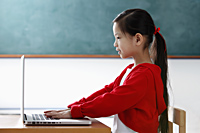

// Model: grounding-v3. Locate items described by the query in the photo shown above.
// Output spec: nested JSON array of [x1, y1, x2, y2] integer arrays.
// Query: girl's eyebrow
[[114, 33, 121, 36]]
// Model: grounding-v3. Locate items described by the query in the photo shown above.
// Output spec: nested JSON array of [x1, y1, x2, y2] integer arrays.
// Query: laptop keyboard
[[32, 114, 56, 120]]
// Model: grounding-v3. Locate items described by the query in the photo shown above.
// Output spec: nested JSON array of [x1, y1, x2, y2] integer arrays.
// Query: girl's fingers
[[51, 115, 61, 119], [59, 109, 70, 112], [44, 110, 61, 113], [49, 113, 63, 119], [45, 111, 59, 117], [44, 109, 71, 119], [44, 109, 69, 113], [44, 110, 54, 113]]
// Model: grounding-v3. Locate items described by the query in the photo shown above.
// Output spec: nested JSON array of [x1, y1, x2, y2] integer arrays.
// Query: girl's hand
[[44, 108, 72, 119]]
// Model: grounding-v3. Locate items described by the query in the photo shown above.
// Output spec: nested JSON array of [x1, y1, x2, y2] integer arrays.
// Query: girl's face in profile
[[113, 22, 137, 59]]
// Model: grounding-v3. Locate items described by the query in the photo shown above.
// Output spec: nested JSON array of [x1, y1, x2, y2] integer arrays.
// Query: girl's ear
[[134, 33, 143, 46]]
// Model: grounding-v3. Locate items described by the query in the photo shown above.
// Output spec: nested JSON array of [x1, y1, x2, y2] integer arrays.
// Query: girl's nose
[[114, 41, 118, 47]]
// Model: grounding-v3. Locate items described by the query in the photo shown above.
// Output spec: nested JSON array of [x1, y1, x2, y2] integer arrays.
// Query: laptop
[[20, 55, 92, 126]]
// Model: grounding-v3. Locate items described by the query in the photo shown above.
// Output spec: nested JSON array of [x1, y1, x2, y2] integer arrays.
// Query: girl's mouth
[[116, 48, 121, 54]]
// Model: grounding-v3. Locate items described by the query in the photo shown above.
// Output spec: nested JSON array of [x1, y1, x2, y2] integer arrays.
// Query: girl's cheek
[[117, 40, 120, 44]]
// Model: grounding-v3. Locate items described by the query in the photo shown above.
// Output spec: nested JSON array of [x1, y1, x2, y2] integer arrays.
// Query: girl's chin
[[120, 54, 131, 59], [119, 54, 126, 59]]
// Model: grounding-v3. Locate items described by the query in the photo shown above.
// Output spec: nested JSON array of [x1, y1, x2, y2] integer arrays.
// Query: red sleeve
[[67, 81, 114, 108], [68, 64, 131, 108], [70, 73, 147, 118]]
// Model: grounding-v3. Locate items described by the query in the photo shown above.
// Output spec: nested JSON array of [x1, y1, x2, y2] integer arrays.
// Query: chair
[[168, 106, 186, 133]]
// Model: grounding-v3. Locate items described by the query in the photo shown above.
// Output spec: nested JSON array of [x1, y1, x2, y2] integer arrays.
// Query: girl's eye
[[117, 37, 121, 39]]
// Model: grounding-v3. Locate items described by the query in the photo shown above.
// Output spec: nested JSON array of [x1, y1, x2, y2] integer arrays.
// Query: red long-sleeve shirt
[[68, 63, 166, 133]]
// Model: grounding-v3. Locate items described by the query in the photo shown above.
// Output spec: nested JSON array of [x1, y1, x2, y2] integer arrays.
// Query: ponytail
[[153, 31, 169, 133]]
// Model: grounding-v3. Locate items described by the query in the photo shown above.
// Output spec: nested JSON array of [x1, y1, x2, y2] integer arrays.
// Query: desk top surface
[[0, 115, 111, 133]]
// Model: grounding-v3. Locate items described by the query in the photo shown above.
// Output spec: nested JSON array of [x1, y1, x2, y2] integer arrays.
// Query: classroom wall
[[0, 58, 200, 132], [0, 0, 200, 56]]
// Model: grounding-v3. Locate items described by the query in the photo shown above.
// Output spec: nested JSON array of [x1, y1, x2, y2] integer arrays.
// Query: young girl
[[45, 9, 169, 133]]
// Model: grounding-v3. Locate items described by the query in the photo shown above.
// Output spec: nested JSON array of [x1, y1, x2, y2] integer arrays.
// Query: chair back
[[168, 106, 186, 133]]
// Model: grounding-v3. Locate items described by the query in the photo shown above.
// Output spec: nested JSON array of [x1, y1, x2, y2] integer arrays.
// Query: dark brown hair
[[113, 9, 169, 133]]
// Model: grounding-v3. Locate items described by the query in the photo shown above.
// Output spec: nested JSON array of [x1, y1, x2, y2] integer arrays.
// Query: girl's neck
[[134, 60, 152, 66], [133, 49, 152, 67]]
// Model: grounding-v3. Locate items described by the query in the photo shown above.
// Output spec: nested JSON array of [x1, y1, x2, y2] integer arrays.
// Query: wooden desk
[[0, 115, 111, 133]]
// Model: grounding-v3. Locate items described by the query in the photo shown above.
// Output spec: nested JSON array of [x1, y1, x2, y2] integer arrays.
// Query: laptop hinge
[[24, 114, 27, 122]]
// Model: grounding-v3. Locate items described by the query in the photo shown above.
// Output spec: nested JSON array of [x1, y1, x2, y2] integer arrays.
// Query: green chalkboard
[[0, 0, 200, 56]]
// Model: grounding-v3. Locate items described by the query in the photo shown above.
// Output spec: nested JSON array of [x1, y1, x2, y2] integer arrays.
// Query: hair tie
[[154, 26, 160, 35], [153, 26, 167, 53]]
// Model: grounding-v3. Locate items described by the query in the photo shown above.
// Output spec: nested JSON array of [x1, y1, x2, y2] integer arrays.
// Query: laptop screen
[[21, 55, 25, 123]]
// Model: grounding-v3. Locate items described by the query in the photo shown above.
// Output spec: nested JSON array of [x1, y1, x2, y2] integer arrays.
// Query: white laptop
[[20, 55, 92, 126]]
